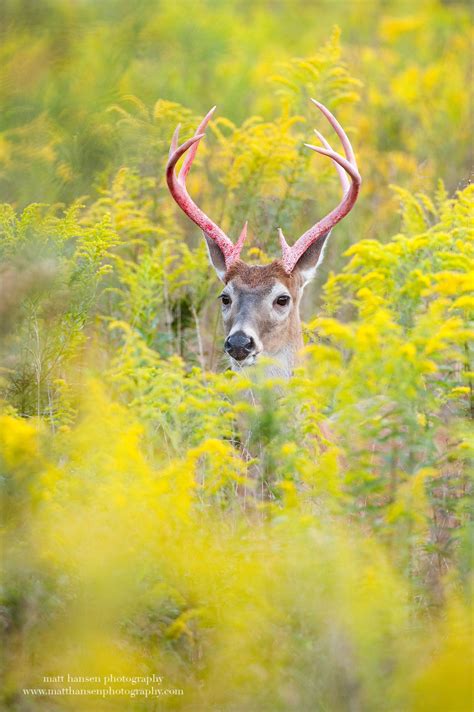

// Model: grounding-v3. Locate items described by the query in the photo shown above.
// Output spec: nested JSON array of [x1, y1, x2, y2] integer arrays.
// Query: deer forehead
[[224, 261, 301, 296]]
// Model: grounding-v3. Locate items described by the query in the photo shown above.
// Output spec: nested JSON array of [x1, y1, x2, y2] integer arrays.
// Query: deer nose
[[224, 331, 255, 361]]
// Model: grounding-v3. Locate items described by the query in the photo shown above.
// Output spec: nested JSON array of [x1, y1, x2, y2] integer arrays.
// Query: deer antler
[[166, 107, 247, 270], [278, 99, 361, 274]]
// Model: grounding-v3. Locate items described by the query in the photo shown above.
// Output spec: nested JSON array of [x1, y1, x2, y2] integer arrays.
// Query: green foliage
[[0, 3, 472, 711], [0, 202, 118, 420], [270, 26, 362, 111], [0, 1, 470, 257], [2, 181, 472, 711]]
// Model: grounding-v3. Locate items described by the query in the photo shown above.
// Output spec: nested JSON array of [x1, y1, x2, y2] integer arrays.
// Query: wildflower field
[[0, 1, 472, 710]]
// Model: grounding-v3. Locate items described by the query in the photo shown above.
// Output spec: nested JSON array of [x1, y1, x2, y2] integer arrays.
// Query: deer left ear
[[292, 230, 331, 285], [203, 233, 227, 281]]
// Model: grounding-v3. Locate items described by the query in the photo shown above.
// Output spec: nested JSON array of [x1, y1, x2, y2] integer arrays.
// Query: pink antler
[[279, 99, 361, 274], [166, 107, 247, 270]]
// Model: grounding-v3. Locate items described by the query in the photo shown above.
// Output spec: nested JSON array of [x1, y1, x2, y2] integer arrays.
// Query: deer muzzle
[[224, 330, 256, 362]]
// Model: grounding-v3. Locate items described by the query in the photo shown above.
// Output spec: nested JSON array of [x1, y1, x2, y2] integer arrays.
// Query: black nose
[[224, 331, 255, 361]]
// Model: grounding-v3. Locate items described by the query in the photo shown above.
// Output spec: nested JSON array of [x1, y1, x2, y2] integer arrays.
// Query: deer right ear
[[204, 233, 227, 281], [292, 230, 331, 286]]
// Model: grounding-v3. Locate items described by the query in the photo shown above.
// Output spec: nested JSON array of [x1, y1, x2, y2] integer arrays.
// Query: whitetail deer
[[166, 100, 360, 377]]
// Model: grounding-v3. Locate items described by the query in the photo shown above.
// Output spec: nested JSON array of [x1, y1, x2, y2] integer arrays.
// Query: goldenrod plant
[[0, 1, 472, 710]]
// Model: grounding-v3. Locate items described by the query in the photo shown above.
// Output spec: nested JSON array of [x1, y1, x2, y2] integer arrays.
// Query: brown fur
[[224, 260, 302, 293], [221, 259, 305, 374]]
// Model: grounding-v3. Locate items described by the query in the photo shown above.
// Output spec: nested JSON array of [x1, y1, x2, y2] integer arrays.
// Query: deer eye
[[275, 295, 290, 307], [220, 294, 232, 306]]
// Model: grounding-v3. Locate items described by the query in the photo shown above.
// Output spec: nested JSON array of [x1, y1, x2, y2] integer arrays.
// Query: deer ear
[[204, 233, 227, 281], [292, 230, 331, 286]]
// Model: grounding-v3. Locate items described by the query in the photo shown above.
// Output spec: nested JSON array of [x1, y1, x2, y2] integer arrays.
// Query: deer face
[[205, 237, 330, 372], [166, 100, 360, 376], [204, 243, 330, 371], [218, 261, 303, 367]]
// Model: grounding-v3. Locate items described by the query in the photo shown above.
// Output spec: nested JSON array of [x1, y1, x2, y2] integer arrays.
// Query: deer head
[[166, 100, 361, 377]]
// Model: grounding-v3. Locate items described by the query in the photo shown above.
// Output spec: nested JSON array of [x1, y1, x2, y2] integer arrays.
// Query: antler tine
[[279, 100, 361, 274], [313, 128, 350, 193], [179, 105, 216, 182], [311, 98, 357, 166], [166, 108, 246, 270], [169, 123, 180, 157], [167, 132, 206, 170], [303, 142, 360, 184]]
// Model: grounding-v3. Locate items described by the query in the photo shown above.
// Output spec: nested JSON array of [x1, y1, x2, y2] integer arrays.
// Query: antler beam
[[278, 99, 361, 274], [166, 107, 247, 271], [166, 101, 360, 276]]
